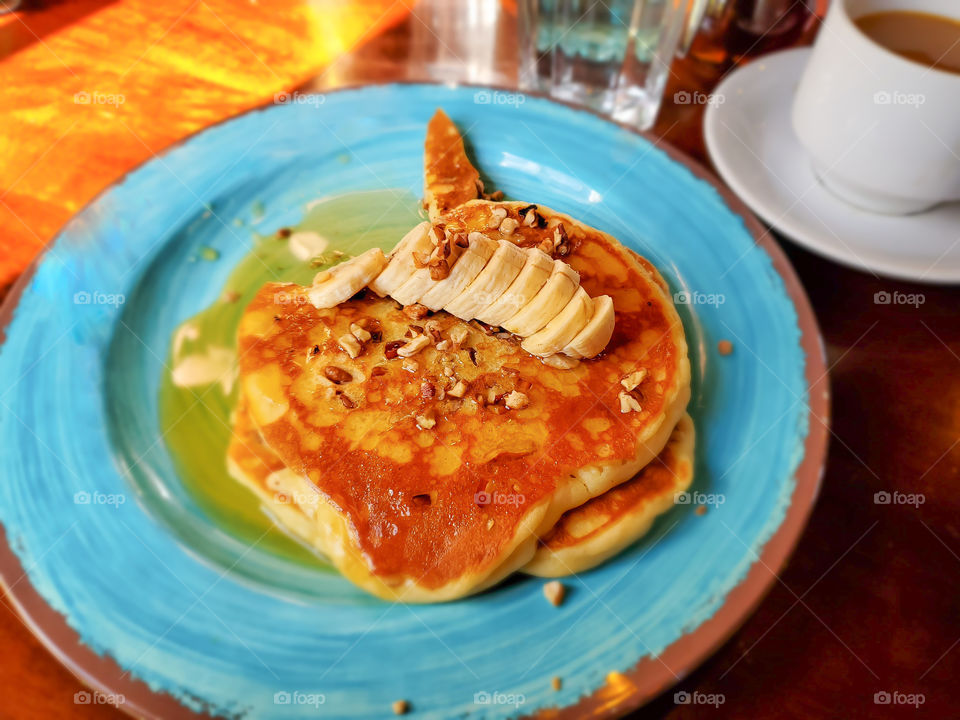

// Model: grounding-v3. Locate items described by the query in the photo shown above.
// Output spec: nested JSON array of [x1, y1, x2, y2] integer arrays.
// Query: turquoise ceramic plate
[[0, 85, 828, 719]]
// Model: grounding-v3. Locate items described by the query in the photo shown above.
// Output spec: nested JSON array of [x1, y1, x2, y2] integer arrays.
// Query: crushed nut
[[411, 250, 431, 269], [350, 322, 372, 343], [542, 354, 580, 370], [487, 388, 498, 405], [448, 325, 469, 348], [518, 204, 546, 228], [554, 223, 570, 256], [415, 413, 436, 430], [499, 216, 519, 235], [338, 334, 362, 359], [442, 365, 454, 377], [421, 380, 436, 399], [486, 517, 495, 530], [718, 339, 734, 355], [467, 347, 478, 365], [392, 699, 409, 715], [428, 258, 450, 281], [448, 380, 469, 398], [487, 207, 508, 229], [504, 390, 529, 410], [424, 319, 442, 343], [384, 340, 405, 359], [543, 580, 566, 606], [619, 391, 642, 413], [453, 233, 470, 248], [370, 366, 387, 377], [397, 334, 431, 357], [222, 290, 240, 303], [323, 366, 352, 384], [338, 392, 357, 409], [401, 358, 419, 373], [620, 369, 647, 392], [403, 303, 429, 320], [551, 677, 562, 691], [435, 339, 451, 351], [519, 204, 538, 226]]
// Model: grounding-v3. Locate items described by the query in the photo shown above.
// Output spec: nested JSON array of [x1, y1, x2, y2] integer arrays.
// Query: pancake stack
[[226, 111, 694, 601]]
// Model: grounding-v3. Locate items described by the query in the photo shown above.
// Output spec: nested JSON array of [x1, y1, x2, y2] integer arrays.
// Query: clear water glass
[[519, 0, 692, 130]]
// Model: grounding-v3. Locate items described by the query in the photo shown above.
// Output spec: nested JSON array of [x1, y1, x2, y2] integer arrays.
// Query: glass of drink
[[518, 0, 694, 130]]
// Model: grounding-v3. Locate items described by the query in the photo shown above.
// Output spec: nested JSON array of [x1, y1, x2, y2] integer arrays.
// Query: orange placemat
[[0, 0, 408, 293]]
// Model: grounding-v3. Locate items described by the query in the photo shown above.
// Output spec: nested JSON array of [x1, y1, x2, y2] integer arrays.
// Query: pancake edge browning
[[524, 413, 695, 577]]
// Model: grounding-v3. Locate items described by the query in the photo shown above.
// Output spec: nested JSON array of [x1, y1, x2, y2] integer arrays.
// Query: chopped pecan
[[323, 366, 352, 384], [448, 380, 469, 398], [504, 390, 529, 410], [338, 334, 361, 359], [403, 303, 430, 320], [384, 340, 405, 359], [350, 322, 372, 343], [397, 335, 431, 357]]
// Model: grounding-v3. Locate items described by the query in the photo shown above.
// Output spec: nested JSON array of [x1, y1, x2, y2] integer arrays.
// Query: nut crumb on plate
[[543, 580, 565, 606], [392, 699, 409, 715]]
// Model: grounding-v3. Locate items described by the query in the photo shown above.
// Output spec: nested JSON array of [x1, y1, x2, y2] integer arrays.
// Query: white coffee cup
[[792, 0, 960, 215]]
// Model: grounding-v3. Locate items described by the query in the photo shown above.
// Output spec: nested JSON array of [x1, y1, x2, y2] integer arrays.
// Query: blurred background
[[0, 0, 826, 297]]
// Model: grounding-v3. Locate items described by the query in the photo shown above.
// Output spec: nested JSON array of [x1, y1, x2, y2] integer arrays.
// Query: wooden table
[[1, 2, 958, 718]]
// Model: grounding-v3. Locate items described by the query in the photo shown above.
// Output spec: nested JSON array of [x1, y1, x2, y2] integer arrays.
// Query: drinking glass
[[518, 0, 694, 129]]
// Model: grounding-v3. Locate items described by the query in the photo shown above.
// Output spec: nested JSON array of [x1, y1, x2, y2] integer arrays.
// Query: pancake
[[524, 413, 695, 577], [423, 109, 481, 221], [236, 218, 689, 603]]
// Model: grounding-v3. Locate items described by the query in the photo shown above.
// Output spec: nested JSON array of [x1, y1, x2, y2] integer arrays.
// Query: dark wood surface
[[2, 3, 958, 718]]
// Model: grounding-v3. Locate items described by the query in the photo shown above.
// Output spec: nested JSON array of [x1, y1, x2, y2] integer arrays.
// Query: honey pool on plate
[[158, 189, 423, 569]]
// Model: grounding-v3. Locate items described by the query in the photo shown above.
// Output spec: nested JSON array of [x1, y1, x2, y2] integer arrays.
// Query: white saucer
[[704, 47, 960, 284]]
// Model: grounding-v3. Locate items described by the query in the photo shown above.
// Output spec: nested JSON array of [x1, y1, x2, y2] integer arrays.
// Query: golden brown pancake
[[235, 219, 689, 602], [423, 109, 481, 221], [524, 413, 695, 577]]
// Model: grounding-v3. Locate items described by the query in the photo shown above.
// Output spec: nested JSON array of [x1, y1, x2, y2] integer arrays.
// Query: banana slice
[[390, 230, 467, 307], [521, 287, 593, 357], [419, 233, 498, 311], [307, 248, 387, 309], [563, 295, 615, 359], [445, 240, 527, 320], [502, 260, 579, 336], [368, 222, 433, 297], [476, 248, 554, 327]]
